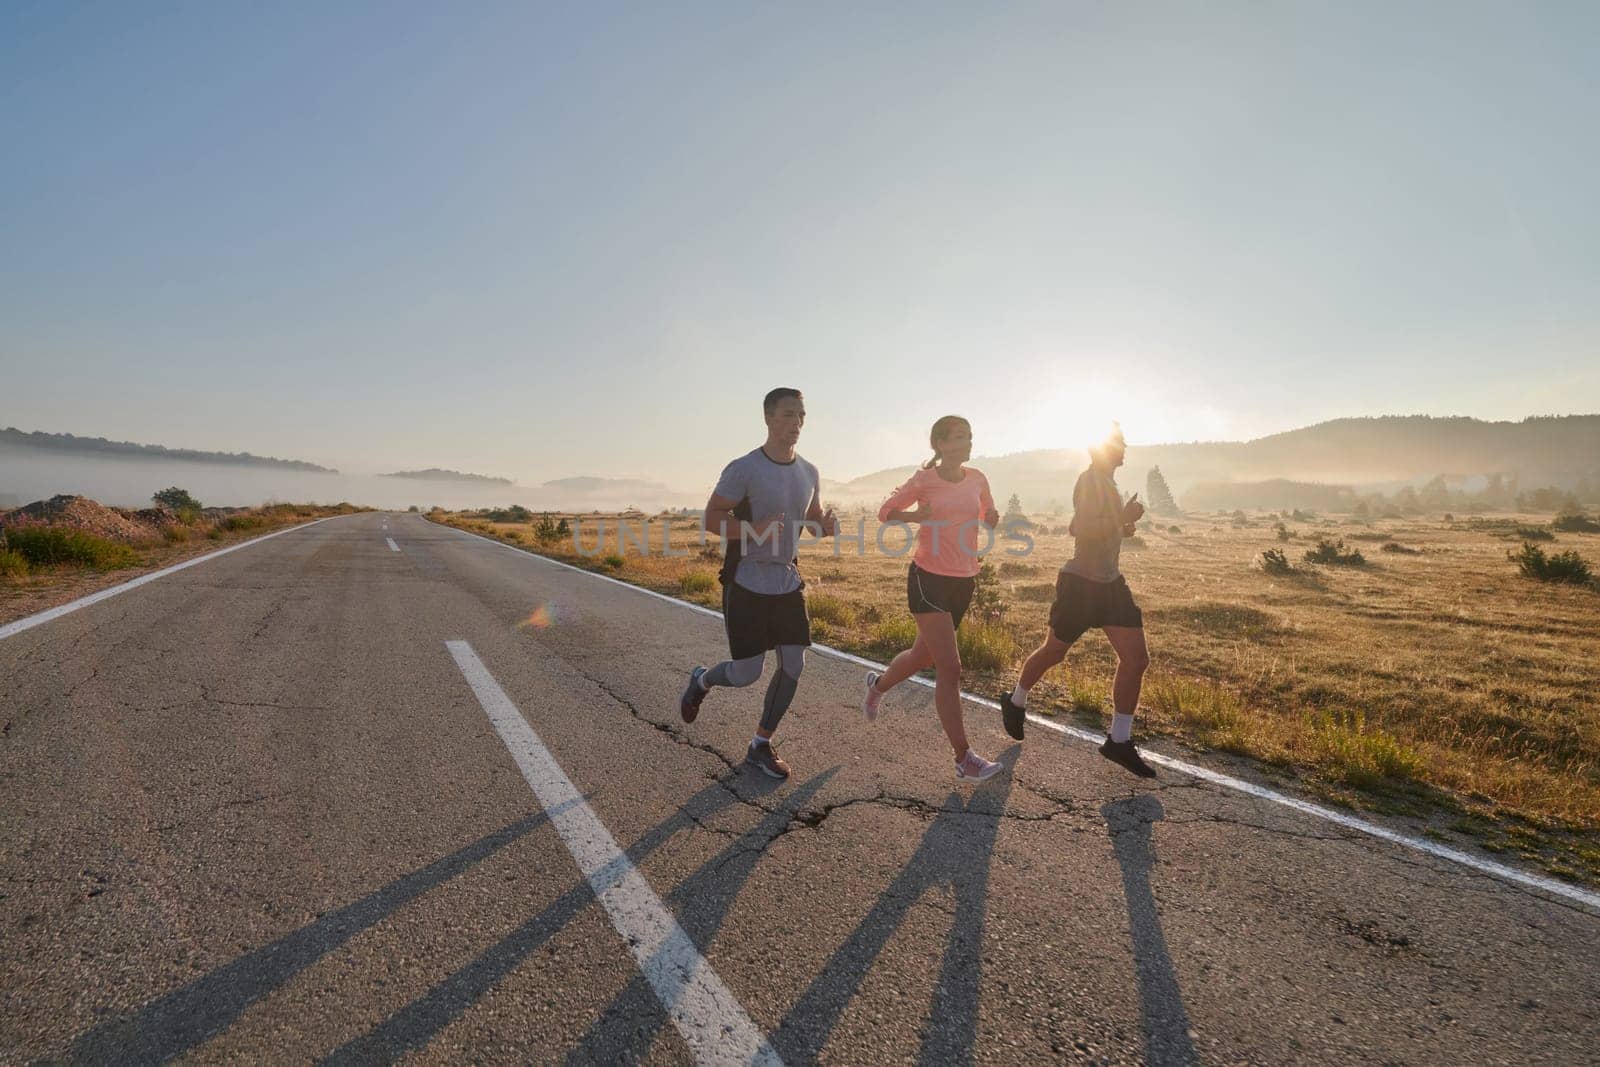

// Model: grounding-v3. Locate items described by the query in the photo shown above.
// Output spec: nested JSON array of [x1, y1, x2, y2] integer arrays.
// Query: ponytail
[[922, 415, 970, 471]]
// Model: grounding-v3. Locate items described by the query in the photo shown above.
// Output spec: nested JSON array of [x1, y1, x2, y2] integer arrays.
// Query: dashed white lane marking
[[386, 538, 400, 552], [441, 522, 1600, 913], [0, 519, 330, 643], [446, 641, 783, 1066]]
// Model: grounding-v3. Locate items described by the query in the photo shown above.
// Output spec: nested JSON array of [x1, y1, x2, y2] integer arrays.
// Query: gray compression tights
[[703, 646, 806, 734]]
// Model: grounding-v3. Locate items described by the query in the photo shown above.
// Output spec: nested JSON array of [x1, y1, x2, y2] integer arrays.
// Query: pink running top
[[877, 466, 996, 578]]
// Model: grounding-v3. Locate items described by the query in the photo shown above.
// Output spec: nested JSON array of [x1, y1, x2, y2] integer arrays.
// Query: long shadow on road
[[562, 769, 841, 1063], [770, 746, 1020, 1065], [68, 799, 582, 1065], [322, 769, 824, 1064], [1103, 794, 1198, 1067]]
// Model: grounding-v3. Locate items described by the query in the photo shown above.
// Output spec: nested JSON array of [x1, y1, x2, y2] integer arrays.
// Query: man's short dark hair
[[763, 387, 803, 416]]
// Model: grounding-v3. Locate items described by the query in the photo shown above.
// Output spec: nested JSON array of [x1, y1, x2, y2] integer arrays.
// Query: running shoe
[[1099, 739, 1157, 778], [680, 666, 708, 724], [998, 692, 1026, 741], [745, 741, 791, 779], [955, 749, 1004, 782], [863, 671, 884, 722]]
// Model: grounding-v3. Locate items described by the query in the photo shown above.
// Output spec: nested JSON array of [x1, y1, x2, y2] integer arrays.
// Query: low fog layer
[[0, 448, 697, 513]]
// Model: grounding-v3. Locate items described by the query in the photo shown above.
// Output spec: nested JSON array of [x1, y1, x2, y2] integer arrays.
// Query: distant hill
[[0, 427, 337, 472], [831, 415, 1600, 513], [382, 468, 513, 485]]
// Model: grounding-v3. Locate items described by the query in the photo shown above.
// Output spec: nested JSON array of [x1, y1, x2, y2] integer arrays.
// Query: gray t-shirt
[[1061, 466, 1126, 583], [712, 447, 821, 595]]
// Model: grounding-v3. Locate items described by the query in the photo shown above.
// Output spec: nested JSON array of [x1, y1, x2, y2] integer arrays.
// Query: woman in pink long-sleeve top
[[862, 415, 1006, 782]]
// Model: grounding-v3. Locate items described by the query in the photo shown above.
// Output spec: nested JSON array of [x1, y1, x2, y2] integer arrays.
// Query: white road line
[[386, 538, 400, 552], [445, 641, 782, 1067], [441, 522, 1600, 913], [0, 519, 330, 643]]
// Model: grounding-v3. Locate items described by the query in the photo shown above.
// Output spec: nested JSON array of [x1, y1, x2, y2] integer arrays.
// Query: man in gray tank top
[[996, 425, 1157, 777]]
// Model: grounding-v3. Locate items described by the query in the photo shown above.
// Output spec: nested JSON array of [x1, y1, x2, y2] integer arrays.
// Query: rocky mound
[[0, 495, 163, 543]]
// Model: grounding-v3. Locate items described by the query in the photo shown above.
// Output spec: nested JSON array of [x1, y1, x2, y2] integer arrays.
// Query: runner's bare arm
[[703, 493, 745, 541]]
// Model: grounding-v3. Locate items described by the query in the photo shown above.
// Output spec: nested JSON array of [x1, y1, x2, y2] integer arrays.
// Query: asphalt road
[[3, 512, 1597, 1065]]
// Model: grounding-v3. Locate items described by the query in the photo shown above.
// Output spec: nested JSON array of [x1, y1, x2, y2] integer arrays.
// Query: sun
[[1015, 383, 1163, 453]]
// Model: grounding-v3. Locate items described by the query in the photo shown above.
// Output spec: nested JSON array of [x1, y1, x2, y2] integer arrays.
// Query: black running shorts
[[1047, 571, 1143, 644], [906, 562, 977, 629], [723, 580, 811, 660]]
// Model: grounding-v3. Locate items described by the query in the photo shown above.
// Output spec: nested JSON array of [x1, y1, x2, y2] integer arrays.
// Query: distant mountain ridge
[[382, 468, 513, 485], [0, 427, 337, 472], [834, 415, 1600, 511]]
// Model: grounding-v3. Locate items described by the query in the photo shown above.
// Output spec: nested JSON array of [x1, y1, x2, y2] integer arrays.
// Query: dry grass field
[[434, 507, 1600, 885], [0, 502, 367, 622]]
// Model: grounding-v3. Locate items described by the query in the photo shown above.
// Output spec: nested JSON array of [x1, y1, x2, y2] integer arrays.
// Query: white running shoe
[[955, 748, 1004, 782], [863, 671, 884, 722]]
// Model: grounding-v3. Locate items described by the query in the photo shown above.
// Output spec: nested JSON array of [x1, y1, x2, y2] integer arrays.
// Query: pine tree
[[1004, 493, 1024, 520], [1145, 466, 1177, 515]]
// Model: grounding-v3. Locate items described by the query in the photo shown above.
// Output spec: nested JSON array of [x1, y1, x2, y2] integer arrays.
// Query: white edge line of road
[[446, 640, 783, 1067], [440, 518, 1600, 913], [0, 518, 332, 643], [386, 537, 400, 552]]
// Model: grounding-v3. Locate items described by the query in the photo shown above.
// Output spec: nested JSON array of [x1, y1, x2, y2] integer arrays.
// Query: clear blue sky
[[3, 1, 1596, 486]]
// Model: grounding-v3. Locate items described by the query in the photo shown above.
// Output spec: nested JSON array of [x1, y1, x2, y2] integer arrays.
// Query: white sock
[[1010, 685, 1029, 708], [751, 734, 770, 748], [695, 670, 710, 692], [1110, 713, 1134, 744]]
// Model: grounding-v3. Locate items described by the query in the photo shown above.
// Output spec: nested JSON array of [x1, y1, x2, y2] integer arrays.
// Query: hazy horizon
[[5, 3, 1598, 488]]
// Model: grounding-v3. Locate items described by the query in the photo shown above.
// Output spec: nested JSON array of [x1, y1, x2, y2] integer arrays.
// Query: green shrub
[[1304, 709, 1424, 788], [1512, 525, 1555, 542], [956, 618, 1019, 671], [1380, 542, 1420, 555], [3, 527, 141, 569], [408, 505, 420, 513], [1168, 524, 1182, 534], [807, 593, 855, 627], [533, 515, 562, 544], [0, 547, 28, 579], [680, 571, 716, 595], [600, 553, 625, 571], [971, 561, 1009, 621], [1275, 522, 1291, 542], [865, 616, 918, 657], [220, 512, 272, 533], [1303, 538, 1365, 566], [1552, 511, 1600, 533], [152, 487, 201, 511], [1510, 542, 1592, 585], [1259, 547, 1294, 575]]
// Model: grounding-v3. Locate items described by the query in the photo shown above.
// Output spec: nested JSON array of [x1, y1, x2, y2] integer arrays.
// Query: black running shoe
[[999, 692, 1026, 741], [1099, 739, 1157, 778], [680, 667, 708, 724]]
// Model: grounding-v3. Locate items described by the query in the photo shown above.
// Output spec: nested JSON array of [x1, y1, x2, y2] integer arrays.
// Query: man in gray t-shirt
[[678, 387, 837, 781], [712, 446, 821, 595]]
